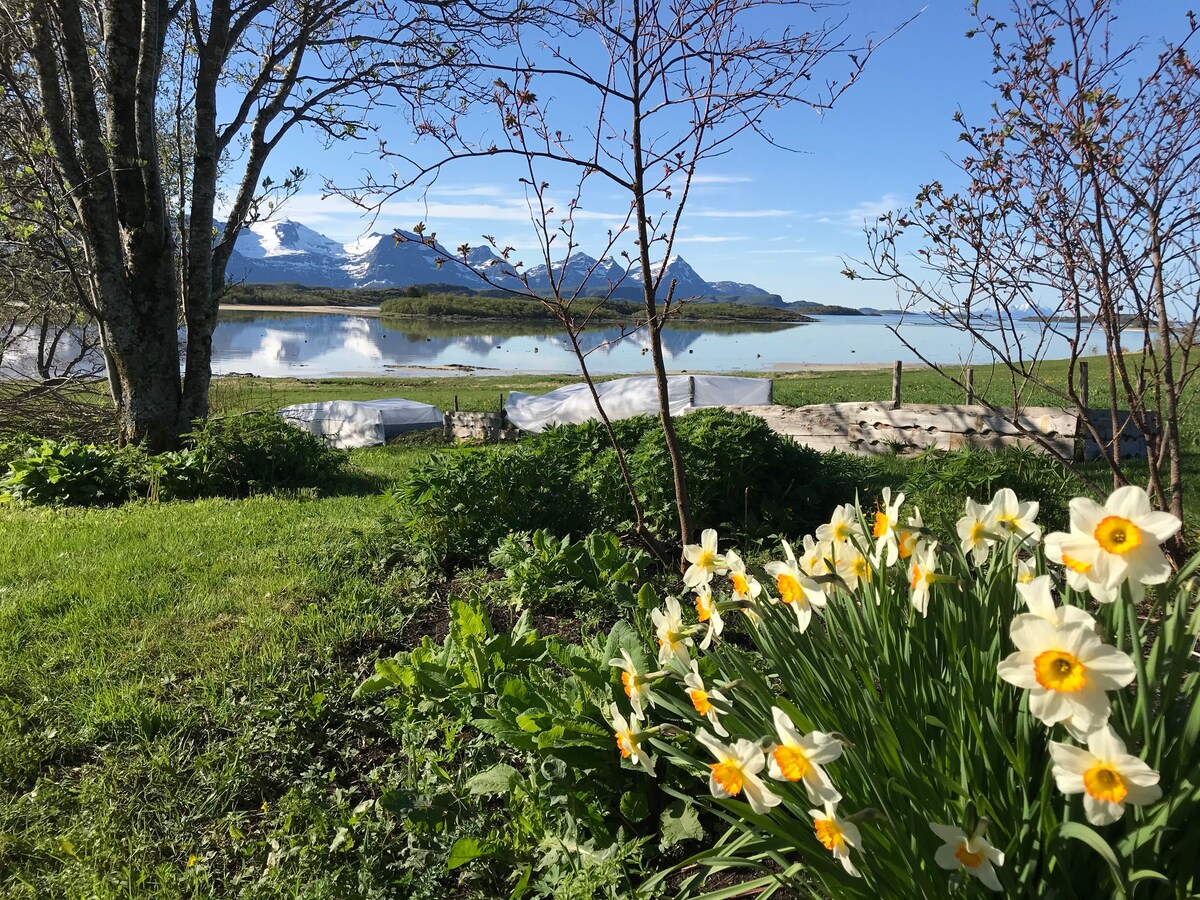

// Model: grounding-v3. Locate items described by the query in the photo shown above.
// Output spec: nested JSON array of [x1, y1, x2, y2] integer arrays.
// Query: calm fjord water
[[210, 310, 1116, 378]]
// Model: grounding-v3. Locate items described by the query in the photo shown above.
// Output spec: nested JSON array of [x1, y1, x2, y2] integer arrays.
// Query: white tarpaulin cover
[[279, 399, 443, 449], [505, 375, 772, 433]]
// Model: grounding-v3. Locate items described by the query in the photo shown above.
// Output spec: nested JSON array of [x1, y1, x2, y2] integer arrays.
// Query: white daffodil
[[990, 487, 1042, 546], [696, 729, 782, 815], [871, 487, 905, 566], [930, 821, 1005, 891], [957, 497, 999, 565], [608, 650, 662, 719], [1015, 556, 1037, 584], [764, 540, 827, 633], [908, 542, 940, 616], [693, 583, 724, 650], [798, 534, 832, 579], [898, 507, 929, 561], [651, 596, 693, 668], [610, 703, 656, 776], [767, 707, 842, 803], [997, 616, 1136, 731], [834, 540, 872, 593], [809, 801, 862, 878], [1048, 486, 1182, 604], [1017, 575, 1096, 632], [725, 548, 762, 604], [1043, 530, 1103, 596], [1050, 724, 1162, 826], [683, 662, 730, 737], [817, 502, 863, 545], [683, 528, 728, 589]]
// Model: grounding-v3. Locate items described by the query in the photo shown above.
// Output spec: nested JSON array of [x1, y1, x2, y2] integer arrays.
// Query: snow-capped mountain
[[222, 218, 778, 302]]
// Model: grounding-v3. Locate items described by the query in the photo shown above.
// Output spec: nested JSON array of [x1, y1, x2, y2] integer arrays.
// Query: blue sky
[[247, 0, 1192, 307]]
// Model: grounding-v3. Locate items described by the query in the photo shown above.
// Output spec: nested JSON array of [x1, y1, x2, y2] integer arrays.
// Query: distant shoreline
[[218, 302, 814, 325]]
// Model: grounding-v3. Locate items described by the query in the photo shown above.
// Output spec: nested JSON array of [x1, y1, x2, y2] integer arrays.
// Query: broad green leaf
[[446, 836, 486, 870], [466, 763, 519, 796], [660, 799, 704, 850]]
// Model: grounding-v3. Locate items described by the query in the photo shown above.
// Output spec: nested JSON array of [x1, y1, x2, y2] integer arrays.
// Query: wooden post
[[453, 395, 459, 412], [1079, 362, 1089, 410], [966, 367, 975, 404], [891, 361, 902, 409]]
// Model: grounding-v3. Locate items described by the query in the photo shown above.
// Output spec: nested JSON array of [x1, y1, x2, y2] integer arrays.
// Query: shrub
[[594, 486, 1200, 897], [174, 412, 346, 497], [1, 414, 344, 506], [393, 410, 887, 568]]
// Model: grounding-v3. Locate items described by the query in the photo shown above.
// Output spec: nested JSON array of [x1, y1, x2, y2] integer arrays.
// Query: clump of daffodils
[[602, 485, 1186, 891]]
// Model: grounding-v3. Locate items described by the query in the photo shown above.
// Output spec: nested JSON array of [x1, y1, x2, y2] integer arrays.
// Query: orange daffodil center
[[731, 572, 750, 596], [696, 730, 781, 816], [1032, 649, 1087, 693], [1083, 765, 1128, 804], [954, 843, 985, 868], [766, 708, 842, 803], [773, 745, 811, 782], [814, 817, 844, 850], [998, 612, 1136, 732], [684, 662, 730, 736], [1094, 515, 1141, 555], [872, 510, 889, 539], [710, 761, 744, 796], [776, 573, 803, 603], [607, 703, 656, 776]]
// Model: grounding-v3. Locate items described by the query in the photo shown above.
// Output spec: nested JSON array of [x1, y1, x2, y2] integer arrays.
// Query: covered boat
[[505, 374, 772, 434], [278, 399, 443, 448]]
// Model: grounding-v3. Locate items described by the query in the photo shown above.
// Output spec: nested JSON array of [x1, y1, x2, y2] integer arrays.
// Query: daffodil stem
[[1123, 586, 1153, 752]]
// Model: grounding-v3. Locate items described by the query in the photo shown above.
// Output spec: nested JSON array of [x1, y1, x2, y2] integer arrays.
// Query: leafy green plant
[[488, 530, 649, 612], [0, 439, 150, 506], [359, 598, 704, 897]]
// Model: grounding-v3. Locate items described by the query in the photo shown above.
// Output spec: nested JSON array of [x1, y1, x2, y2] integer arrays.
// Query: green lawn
[[0, 448, 434, 897]]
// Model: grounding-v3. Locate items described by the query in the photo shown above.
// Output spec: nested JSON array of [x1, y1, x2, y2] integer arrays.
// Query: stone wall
[[443, 411, 522, 444]]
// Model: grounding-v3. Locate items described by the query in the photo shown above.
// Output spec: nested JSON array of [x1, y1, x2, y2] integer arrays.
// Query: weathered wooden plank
[[724, 403, 1079, 460]]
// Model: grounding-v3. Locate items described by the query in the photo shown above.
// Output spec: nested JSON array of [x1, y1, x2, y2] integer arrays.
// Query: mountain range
[[225, 219, 787, 305]]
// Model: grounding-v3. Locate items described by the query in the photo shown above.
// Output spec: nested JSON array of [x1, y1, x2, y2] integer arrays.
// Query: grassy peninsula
[[219, 283, 855, 322]]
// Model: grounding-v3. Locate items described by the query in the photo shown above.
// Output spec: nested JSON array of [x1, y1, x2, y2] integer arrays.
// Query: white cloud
[[689, 208, 793, 219], [675, 235, 749, 243], [839, 193, 902, 226]]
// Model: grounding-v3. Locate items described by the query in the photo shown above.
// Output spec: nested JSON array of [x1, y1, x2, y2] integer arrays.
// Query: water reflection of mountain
[[210, 311, 806, 376]]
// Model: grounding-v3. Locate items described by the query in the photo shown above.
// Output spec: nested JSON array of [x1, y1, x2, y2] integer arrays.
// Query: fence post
[[892, 361, 902, 409], [966, 367, 975, 405], [1079, 362, 1089, 411], [453, 395, 459, 412]]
